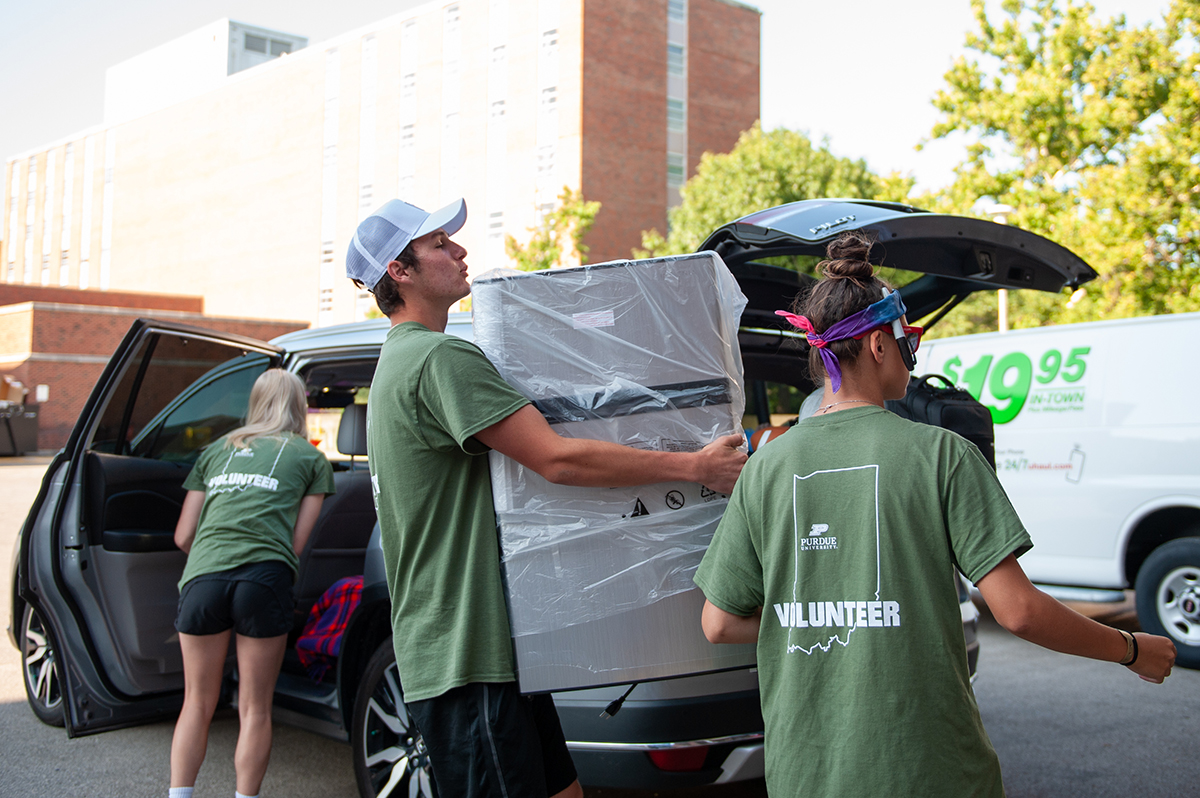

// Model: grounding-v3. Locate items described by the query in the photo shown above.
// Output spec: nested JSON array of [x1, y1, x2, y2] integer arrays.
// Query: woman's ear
[[870, 330, 887, 363]]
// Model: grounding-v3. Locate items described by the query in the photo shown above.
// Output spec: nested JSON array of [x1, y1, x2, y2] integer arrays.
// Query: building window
[[487, 3, 509, 267], [441, 112, 461, 194], [7, 165, 18, 280], [61, 143, 74, 255], [79, 135, 95, 289], [100, 131, 116, 289], [24, 155, 37, 283], [668, 98, 685, 132], [669, 0, 686, 21], [359, 35, 377, 220], [399, 20, 417, 198], [42, 151, 55, 274], [319, 48, 340, 323], [667, 152, 685, 188], [269, 39, 291, 57], [442, 7, 462, 204], [245, 34, 267, 53], [668, 44, 685, 77], [537, 144, 556, 180]]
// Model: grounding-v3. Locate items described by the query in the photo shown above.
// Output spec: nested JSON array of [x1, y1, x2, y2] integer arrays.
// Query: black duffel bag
[[885, 374, 996, 470]]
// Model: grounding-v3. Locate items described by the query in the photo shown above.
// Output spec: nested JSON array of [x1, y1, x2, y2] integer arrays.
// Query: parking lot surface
[[3, 459, 1198, 797]]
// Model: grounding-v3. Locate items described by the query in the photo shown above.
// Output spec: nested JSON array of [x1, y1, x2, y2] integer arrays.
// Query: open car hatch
[[700, 199, 1099, 392], [702, 198, 1097, 322]]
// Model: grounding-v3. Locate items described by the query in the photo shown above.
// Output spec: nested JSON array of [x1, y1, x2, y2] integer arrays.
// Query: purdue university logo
[[801, 522, 837, 551]]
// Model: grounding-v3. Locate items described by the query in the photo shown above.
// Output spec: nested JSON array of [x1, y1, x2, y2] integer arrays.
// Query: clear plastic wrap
[[472, 252, 755, 691]]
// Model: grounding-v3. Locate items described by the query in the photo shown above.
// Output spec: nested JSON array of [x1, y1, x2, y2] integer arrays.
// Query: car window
[[303, 362, 376, 463], [90, 332, 271, 463]]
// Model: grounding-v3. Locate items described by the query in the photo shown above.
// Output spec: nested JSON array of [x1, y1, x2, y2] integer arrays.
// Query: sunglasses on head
[[853, 324, 924, 353]]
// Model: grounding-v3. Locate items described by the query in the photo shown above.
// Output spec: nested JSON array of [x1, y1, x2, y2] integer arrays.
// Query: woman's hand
[[292, 493, 326, 556], [1128, 633, 1177, 684], [174, 491, 206, 553]]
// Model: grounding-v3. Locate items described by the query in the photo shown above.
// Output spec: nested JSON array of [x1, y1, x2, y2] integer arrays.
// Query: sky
[[0, 0, 1173, 191]]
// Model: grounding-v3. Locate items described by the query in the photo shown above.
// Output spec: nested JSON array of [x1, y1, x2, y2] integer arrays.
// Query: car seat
[[292, 403, 377, 630]]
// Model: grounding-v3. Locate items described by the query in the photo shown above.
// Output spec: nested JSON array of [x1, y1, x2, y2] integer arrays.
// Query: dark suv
[[9, 200, 1094, 795]]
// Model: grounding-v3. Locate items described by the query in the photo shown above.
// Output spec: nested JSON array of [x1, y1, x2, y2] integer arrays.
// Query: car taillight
[[647, 746, 709, 771]]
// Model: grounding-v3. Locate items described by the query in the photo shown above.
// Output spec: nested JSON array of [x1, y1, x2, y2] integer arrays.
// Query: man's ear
[[386, 259, 412, 284]]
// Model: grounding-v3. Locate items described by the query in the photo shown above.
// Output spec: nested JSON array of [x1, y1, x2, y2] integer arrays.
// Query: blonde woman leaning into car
[[694, 231, 1175, 798], [170, 369, 335, 798]]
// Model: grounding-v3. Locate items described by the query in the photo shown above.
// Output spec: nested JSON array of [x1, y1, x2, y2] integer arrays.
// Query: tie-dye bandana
[[776, 291, 906, 393]]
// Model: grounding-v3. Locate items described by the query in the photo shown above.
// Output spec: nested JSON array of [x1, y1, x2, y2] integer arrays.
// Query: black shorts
[[407, 682, 577, 798], [175, 560, 294, 638]]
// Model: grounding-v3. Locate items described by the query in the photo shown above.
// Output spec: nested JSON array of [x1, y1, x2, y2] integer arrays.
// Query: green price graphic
[[942, 347, 1090, 424]]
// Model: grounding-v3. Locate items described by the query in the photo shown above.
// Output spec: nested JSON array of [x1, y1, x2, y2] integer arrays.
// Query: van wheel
[[1135, 538, 1200, 670], [351, 640, 433, 798], [20, 603, 65, 726]]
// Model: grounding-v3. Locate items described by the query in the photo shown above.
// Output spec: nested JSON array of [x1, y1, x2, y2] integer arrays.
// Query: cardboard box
[[473, 253, 757, 692], [2, 375, 27, 404]]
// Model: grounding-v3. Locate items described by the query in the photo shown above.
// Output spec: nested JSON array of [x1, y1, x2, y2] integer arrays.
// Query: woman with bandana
[[694, 231, 1176, 798]]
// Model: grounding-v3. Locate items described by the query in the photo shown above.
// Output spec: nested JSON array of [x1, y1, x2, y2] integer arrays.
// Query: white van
[[918, 312, 1200, 667]]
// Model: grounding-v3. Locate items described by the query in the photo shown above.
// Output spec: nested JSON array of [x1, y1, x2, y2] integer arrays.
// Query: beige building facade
[[2, 0, 760, 329]]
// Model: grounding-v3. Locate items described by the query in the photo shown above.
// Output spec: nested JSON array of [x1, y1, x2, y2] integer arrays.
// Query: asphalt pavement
[[972, 602, 1199, 797], [0, 459, 357, 797], [2, 457, 1197, 797]]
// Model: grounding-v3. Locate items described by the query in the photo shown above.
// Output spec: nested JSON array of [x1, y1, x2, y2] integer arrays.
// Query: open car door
[[16, 319, 282, 736]]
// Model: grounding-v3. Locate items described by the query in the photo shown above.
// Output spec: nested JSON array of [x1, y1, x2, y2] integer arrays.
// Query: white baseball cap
[[346, 198, 467, 291]]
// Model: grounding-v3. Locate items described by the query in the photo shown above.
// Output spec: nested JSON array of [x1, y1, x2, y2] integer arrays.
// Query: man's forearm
[[475, 404, 746, 493]]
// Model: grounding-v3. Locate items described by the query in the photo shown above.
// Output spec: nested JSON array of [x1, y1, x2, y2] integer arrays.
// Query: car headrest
[[337, 403, 369, 457]]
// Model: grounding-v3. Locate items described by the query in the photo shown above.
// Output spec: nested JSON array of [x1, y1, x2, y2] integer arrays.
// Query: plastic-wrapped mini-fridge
[[472, 252, 758, 693]]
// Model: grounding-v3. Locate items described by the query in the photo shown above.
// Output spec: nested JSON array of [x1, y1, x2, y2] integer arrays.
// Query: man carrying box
[[346, 198, 746, 798]]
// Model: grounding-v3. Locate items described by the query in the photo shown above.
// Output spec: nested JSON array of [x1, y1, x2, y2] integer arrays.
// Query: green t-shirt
[[694, 406, 1031, 798], [367, 322, 530, 703], [180, 432, 336, 590]]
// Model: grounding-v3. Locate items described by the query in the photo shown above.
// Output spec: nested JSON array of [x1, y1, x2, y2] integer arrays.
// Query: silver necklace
[[816, 399, 878, 414]]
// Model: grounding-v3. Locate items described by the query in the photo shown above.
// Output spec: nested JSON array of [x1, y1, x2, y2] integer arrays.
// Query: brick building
[[1, 0, 760, 329], [0, 285, 306, 451]]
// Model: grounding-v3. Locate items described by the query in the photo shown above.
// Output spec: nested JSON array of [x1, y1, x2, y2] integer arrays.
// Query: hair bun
[[819, 231, 875, 281]]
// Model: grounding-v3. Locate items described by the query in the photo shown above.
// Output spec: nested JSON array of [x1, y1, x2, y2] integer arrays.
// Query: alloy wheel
[[360, 659, 433, 798], [21, 604, 64, 725]]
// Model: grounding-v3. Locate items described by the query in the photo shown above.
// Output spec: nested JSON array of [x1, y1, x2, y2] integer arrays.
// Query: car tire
[[1135, 537, 1200, 670], [351, 639, 434, 798], [20, 603, 65, 726]]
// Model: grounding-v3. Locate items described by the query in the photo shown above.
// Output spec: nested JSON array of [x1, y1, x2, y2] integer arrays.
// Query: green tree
[[637, 123, 914, 261], [922, 0, 1200, 335], [505, 186, 601, 271]]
